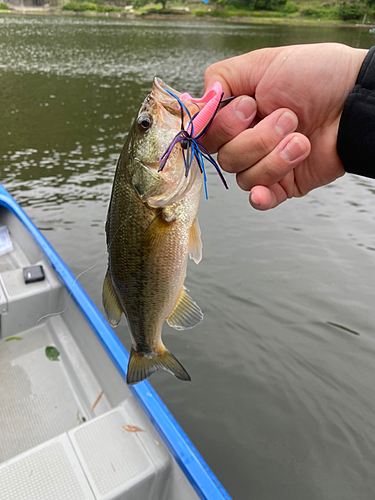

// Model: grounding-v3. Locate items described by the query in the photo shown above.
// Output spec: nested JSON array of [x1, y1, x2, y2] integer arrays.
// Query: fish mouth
[[151, 78, 201, 118], [150, 77, 183, 116], [153, 77, 181, 100]]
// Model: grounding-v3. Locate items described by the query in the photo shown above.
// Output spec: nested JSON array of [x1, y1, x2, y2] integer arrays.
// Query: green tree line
[[208, 0, 375, 22], [61, 0, 375, 23]]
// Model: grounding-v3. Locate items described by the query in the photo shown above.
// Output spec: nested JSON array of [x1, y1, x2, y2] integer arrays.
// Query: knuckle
[[236, 171, 251, 191], [217, 119, 239, 142], [204, 64, 215, 80], [252, 130, 274, 157], [204, 62, 223, 86], [217, 149, 237, 174], [260, 162, 277, 183]]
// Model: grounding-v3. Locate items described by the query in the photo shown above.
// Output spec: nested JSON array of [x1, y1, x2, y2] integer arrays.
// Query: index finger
[[204, 51, 266, 97], [204, 48, 278, 97]]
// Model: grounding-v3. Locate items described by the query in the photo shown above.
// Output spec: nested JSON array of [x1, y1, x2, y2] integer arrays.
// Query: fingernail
[[275, 111, 297, 137], [281, 136, 307, 162], [234, 97, 256, 121]]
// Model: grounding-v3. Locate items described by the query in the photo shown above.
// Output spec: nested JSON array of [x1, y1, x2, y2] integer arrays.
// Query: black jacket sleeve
[[337, 46, 375, 178]]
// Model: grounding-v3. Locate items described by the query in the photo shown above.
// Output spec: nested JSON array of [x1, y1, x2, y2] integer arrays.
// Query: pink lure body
[[180, 82, 223, 137]]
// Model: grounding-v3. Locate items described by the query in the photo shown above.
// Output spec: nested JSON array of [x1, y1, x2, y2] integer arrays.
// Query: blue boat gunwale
[[0, 183, 232, 500]]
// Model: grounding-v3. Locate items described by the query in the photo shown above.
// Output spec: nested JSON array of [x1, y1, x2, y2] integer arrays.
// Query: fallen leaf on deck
[[123, 425, 144, 433], [45, 346, 60, 361]]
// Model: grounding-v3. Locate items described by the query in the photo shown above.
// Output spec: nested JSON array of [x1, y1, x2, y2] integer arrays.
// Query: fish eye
[[137, 114, 152, 133]]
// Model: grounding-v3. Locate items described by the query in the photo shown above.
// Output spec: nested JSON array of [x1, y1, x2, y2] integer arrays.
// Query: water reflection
[[1, 16, 373, 82]]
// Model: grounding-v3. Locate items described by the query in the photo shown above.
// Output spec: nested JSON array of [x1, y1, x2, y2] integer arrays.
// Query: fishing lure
[[158, 83, 233, 199]]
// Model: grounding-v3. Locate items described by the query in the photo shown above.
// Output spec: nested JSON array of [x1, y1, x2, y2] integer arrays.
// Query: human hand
[[202, 43, 367, 210]]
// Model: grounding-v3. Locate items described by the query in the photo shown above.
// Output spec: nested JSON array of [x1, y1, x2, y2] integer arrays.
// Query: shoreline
[[0, 6, 372, 28]]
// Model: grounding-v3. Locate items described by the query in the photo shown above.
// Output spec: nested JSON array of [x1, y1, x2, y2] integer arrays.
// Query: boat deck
[[0, 206, 199, 500]]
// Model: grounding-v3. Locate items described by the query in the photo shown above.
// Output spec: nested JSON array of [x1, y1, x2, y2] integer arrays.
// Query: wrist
[[351, 48, 369, 83], [337, 47, 375, 178]]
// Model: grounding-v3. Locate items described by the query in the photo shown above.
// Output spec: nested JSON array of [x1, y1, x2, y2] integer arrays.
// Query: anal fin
[[167, 286, 203, 331], [102, 271, 123, 327]]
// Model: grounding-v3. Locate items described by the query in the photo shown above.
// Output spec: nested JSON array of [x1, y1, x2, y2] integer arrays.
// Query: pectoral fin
[[167, 286, 203, 331], [102, 271, 123, 327], [188, 218, 202, 264]]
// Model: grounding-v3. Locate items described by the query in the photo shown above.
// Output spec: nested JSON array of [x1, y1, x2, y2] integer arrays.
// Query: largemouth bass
[[103, 78, 205, 385]]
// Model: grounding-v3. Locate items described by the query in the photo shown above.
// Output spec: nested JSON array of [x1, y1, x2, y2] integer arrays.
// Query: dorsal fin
[[102, 271, 123, 327], [188, 218, 202, 264], [167, 287, 203, 331]]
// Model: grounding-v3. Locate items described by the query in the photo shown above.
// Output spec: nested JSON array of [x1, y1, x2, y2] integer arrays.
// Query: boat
[[0, 182, 231, 500]]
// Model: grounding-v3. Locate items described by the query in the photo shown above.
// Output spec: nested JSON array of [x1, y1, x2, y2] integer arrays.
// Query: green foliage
[[58, 0, 374, 23], [253, 0, 286, 10], [283, 1, 299, 13], [296, 0, 367, 20], [193, 6, 230, 16], [62, 1, 123, 11], [252, 9, 283, 15], [154, 0, 168, 9], [226, 7, 254, 15], [196, 3, 286, 17], [299, 1, 339, 18], [338, 1, 365, 19], [98, 4, 123, 11], [228, 0, 286, 10], [229, 0, 253, 7], [207, 8, 231, 15], [0, 2, 8, 9], [63, 2, 96, 10], [139, 6, 176, 12], [132, 0, 168, 10], [132, 0, 146, 9]]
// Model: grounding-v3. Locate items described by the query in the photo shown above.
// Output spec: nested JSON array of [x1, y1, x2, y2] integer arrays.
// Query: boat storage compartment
[[0, 210, 63, 338]]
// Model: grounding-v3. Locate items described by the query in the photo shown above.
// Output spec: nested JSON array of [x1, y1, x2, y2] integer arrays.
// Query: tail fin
[[126, 347, 191, 385]]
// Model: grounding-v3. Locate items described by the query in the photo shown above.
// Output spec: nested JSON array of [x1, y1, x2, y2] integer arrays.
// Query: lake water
[[1, 14, 375, 500]]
